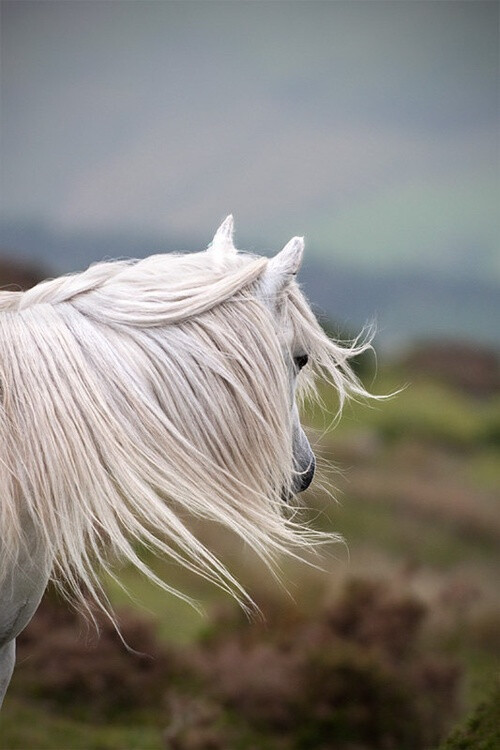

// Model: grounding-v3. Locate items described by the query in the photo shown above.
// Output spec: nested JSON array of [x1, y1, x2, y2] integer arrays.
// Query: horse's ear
[[207, 215, 237, 262], [261, 237, 305, 299]]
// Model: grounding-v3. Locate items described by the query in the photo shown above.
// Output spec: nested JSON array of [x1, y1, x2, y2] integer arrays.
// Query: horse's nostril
[[283, 456, 316, 501], [297, 455, 316, 493]]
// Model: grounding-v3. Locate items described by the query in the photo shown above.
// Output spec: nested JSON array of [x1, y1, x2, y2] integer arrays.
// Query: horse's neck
[[0, 516, 50, 645]]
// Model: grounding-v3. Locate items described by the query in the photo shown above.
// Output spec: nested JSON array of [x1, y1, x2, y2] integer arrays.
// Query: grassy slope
[[1, 698, 163, 750]]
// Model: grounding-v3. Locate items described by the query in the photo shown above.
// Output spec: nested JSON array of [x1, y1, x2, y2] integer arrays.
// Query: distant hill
[[299, 259, 500, 352], [1, 220, 499, 351], [0, 255, 46, 290]]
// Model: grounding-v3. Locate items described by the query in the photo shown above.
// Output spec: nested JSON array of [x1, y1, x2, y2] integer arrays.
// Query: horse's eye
[[294, 354, 309, 371]]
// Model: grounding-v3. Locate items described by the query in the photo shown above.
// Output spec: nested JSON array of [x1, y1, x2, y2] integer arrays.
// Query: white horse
[[0, 216, 371, 706]]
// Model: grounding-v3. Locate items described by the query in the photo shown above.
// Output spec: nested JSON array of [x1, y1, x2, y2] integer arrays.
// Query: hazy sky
[[1, 0, 498, 281]]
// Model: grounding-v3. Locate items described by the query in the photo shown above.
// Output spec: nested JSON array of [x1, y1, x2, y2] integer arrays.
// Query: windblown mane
[[0, 249, 371, 615]]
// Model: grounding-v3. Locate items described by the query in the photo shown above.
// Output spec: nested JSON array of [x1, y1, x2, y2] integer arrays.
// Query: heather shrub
[[187, 578, 460, 749], [324, 578, 427, 661], [295, 643, 424, 749], [15, 588, 176, 720], [195, 638, 301, 729], [163, 695, 229, 750], [11, 578, 461, 748], [465, 610, 500, 656]]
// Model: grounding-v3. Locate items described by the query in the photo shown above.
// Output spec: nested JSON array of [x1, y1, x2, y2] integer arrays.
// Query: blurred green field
[[2, 359, 499, 749]]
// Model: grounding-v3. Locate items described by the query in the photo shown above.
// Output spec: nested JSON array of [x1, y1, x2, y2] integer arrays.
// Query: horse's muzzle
[[296, 455, 316, 493], [283, 455, 316, 501]]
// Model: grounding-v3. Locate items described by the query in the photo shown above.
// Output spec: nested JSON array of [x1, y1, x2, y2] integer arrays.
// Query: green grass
[[0, 698, 163, 750], [332, 496, 499, 570], [103, 565, 211, 644], [464, 449, 500, 492], [459, 649, 500, 710], [438, 681, 500, 750], [308, 372, 500, 450]]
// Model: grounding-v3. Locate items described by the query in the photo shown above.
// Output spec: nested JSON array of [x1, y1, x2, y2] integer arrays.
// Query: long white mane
[[0, 222, 371, 616]]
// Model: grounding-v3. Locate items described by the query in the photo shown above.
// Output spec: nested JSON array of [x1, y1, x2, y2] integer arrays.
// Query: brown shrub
[[324, 578, 427, 661], [185, 578, 460, 749], [11, 578, 462, 748], [412, 657, 462, 747], [465, 610, 500, 656], [296, 643, 424, 750], [402, 342, 500, 397], [195, 640, 301, 729], [163, 695, 228, 750], [15, 589, 176, 719], [0, 255, 46, 290]]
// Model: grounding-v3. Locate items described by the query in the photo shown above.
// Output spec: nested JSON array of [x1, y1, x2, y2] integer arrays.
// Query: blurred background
[[1, 1, 499, 748]]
